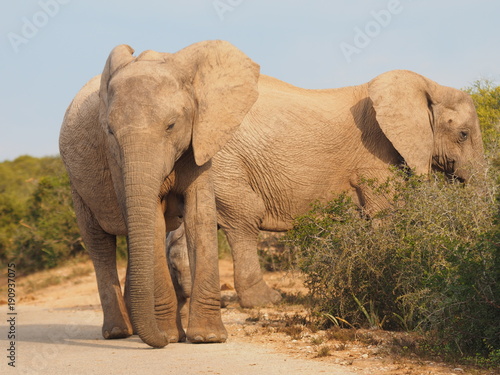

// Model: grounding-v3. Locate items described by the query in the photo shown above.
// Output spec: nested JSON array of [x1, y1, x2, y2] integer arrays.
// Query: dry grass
[[12, 260, 93, 294]]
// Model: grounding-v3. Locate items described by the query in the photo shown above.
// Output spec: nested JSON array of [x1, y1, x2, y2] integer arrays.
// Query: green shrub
[[465, 80, 500, 150], [0, 156, 85, 272], [8, 172, 85, 272], [465, 80, 500, 173], [286, 172, 499, 360]]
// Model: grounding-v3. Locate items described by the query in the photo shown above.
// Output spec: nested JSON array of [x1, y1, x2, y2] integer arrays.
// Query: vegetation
[[286, 176, 498, 360], [465, 80, 500, 159], [285, 80, 500, 365], [0, 156, 84, 272]]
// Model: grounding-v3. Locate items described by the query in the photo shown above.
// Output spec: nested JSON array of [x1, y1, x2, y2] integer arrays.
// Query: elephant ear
[[99, 45, 136, 125], [174, 40, 260, 166], [368, 70, 438, 176]]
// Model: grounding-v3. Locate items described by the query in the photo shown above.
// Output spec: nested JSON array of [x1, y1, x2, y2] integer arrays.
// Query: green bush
[[7, 171, 85, 272], [466, 80, 500, 173], [0, 156, 85, 272], [286, 172, 499, 360], [465, 80, 500, 149]]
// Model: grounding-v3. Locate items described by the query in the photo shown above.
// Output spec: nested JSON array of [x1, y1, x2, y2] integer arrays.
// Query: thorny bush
[[285, 169, 499, 362]]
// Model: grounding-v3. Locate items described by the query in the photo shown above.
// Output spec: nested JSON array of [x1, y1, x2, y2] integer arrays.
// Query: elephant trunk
[[457, 137, 486, 184], [471, 138, 487, 182], [121, 138, 171, 348]]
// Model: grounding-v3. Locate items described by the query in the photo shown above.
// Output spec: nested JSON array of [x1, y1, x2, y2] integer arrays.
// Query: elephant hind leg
[[218, 188, 282, 308], [225, 228, 283, 308], [71, 191, 133, 339]]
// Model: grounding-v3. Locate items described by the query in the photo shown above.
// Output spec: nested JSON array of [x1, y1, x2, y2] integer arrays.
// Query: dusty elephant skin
[[168, 70, 485, 308], [59, 40, 260, 347]]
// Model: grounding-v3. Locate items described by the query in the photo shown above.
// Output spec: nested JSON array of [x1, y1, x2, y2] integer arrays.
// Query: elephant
[[166, 225, 191, 325], [167, 70, 485, 308], [59, 40, 260, 347]]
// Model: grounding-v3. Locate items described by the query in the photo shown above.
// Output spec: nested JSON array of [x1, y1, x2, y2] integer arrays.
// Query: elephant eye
[[459, 131, 469, 142], [166, 123, 175, 131]]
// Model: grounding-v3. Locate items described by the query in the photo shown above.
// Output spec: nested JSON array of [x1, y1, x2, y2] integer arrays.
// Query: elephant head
[[368, 70, 485, 181], [99, 41, 259, 347]]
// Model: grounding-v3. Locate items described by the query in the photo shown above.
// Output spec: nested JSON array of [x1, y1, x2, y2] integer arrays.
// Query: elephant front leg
[[183, 168, 227, 343], [93, 248, 134, 340], [72, 192, 133, 339]]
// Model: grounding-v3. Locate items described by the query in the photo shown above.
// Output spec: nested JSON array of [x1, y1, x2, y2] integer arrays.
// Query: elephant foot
[[238, 280, 282, 308], [187, 318, 228, 343], [167, 327, 186, 343], [102, 324, 133, 339], [187, 330, 227, 343], [157, 319, 186, 343]]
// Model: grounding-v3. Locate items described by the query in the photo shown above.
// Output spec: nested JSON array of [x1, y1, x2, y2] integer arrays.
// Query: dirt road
[[1, 305, 361, 375], [0, 259, 480, 375]]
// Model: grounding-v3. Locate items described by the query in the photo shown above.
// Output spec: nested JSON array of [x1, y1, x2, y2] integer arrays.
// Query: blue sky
[[1, 0, 499, 162]]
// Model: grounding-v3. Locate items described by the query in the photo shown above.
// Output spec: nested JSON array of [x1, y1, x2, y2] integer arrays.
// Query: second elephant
[[170, 70, 485, 308]]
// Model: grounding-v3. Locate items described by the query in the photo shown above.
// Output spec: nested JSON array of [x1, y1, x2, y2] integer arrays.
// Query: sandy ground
[[0, 258, 493, 375]]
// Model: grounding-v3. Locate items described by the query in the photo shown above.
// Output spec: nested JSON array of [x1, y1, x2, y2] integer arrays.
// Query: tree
[[0, 156, 84, 271]]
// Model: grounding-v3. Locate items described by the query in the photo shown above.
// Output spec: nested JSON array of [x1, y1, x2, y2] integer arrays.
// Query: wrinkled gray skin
[[168, 70, 485, 309], [59, 40, 260, 347]]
